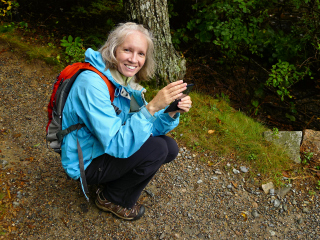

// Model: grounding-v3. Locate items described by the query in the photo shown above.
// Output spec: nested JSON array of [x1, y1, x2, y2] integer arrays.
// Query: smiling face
[[115, 31, 148, 78]]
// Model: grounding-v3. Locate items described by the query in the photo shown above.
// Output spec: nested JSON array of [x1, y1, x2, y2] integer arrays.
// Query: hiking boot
[[95, 190, 145, 221]]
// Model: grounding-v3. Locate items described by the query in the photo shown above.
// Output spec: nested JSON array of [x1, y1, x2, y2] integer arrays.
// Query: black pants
[[85, 135, 179, 208]]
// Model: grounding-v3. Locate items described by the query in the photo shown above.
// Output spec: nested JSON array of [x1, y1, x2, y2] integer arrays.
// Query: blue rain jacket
[[61, 49, 180, 180]]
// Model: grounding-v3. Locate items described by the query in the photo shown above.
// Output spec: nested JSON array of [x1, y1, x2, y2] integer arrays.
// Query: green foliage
[[0, 0, 19, 18], [60, 35, 86, 63], [302, 151, 314, 165], [0, 22, 16, 33], [266, 60, 305, 101], [169, 0, 320, 120], [251, 100, 259, 115], [272, 127, 279, 136], [172, 0, 270, 60], [248, 153, 257, 161]]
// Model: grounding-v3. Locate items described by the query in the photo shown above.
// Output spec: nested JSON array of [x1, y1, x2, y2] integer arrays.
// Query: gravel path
[[0, 41, 319, 239]]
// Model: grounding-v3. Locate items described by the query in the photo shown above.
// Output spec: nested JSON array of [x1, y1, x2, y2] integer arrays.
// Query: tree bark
[[124, 0, 186, 84]]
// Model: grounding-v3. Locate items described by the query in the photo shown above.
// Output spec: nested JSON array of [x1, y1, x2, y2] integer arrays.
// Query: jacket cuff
[[140, 106, 156, 123], [165, 112, 180, 121]]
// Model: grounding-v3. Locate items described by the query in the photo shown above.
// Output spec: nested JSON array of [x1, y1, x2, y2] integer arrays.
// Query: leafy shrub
[[60, 35, 86, 63], [0, 0, 19, 18]]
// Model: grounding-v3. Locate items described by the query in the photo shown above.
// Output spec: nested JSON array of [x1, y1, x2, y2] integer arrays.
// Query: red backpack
[[46, 62, 116, 201], [46, 62, 115, 153]]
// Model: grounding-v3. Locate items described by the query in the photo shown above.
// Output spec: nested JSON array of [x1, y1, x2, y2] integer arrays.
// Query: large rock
[[301, 129, 320, 159], [264, 131, 302, 163]]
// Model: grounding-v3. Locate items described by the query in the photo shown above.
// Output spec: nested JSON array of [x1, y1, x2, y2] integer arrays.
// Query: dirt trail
[[0, 40, 319, 239]]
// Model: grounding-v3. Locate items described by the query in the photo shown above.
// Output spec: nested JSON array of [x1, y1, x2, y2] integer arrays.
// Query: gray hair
[[99, 22, 155, 82]]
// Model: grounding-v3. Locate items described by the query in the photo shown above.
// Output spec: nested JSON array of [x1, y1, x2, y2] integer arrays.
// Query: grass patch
[[144, 89, 294, 183], [0, 22, 60, 66]]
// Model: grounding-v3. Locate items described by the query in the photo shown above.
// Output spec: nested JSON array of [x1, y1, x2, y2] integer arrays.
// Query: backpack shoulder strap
[[78, 63, 115, 102]]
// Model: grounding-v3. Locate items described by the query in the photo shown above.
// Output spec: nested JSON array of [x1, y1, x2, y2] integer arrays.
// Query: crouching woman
[[61, 22, 192, 220]]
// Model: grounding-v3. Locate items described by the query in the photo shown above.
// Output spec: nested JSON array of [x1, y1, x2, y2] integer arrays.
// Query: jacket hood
[[85, 48, 110, 77]]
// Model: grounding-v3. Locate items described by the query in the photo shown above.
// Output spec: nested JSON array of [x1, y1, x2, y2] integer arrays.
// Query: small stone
[[145, 189, 154, 198], [262, 182, 274, 194], [1, 160, 8, 167], [13, 201, 20, 207], [275, 186, 292, 198], [274, 199, 281, 208], [292, 199, 297, 205], [197, 180, 203, 184], [227, 184, 232, 189], [269, 230, 276, 236], [215, 170, 222, 175], [17, 191, 22, 199], [160, 233, 165, 239], [226, 163, 231, 167], [302, 207, 310, 213], [283, 204, 288, 211], [252, 202, 259, 208], [233, 169, 240, 174], [297, 216, 303, 224], [225, 191, 233, 196], [252, 209, 259, 218], [240, 166, 248, 173], [211, 176, 219, 180], [269, 188, 275, 195]]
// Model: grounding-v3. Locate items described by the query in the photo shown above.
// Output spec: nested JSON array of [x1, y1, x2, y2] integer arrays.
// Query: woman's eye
[[124, 49, 130, 52], [139, 52, 145, 56]]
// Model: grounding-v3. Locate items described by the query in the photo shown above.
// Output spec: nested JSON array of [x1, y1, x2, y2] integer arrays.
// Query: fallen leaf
[[207, 161, 214, 166], [231, 181, 238, 188], [7, 189, 11, 199], [208, 130, 215, 134], [13, 133, 22, 138], [216, 118, 222, 124], [240, 211, 248, 221], [282, 171, 290, 178]]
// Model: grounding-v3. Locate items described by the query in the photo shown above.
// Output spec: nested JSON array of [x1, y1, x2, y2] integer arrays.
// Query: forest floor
[[0, 40, 319, 240]]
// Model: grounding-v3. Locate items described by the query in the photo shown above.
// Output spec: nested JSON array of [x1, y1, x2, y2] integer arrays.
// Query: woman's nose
[[129, 53, 138, 63]]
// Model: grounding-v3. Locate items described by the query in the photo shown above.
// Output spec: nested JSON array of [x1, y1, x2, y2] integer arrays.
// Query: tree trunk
[[124, 0, 186, 84]]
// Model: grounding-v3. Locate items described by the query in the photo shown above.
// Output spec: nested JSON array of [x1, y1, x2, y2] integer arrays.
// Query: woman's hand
[[146, 80, 187, 116], [168, 95, 192, 118]]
